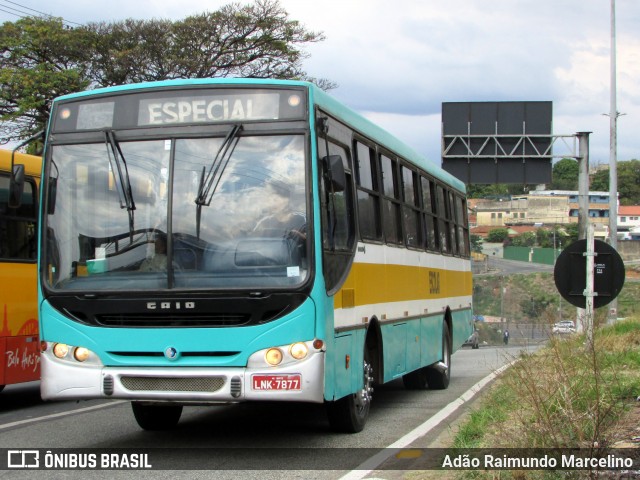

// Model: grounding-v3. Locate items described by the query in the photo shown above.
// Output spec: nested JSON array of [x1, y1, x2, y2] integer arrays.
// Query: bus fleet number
[[429, 271, 441, 295]]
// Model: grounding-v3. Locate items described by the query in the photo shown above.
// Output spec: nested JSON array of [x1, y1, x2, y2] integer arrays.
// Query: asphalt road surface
[[0, 345, 535, 479]]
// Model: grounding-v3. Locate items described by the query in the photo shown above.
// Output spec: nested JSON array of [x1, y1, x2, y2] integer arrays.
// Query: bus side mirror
[[9, 164, 25, 209], [322, 155, 346, 192]]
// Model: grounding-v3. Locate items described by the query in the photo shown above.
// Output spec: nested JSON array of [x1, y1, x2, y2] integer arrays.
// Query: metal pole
[[608, 0, 619, 323], [584, 223, 596, 346], [577, 132, 591, 241], [576, 132, 591, 333]]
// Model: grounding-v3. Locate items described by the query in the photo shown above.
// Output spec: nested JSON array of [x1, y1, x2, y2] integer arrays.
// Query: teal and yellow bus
[[38, 79, 472, 432]]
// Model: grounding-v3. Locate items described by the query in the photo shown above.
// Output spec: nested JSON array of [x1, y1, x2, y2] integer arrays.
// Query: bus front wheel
[[131, 402, 183, 430], [326, 351, 374, 433]]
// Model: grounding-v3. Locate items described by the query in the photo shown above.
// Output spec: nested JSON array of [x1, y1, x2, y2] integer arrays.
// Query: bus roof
[[53, 78, 465, 193], [309, 84, 466, 193]]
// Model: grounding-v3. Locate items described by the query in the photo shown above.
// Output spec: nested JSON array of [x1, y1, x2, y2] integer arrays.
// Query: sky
[[2, 0, 639, 169]]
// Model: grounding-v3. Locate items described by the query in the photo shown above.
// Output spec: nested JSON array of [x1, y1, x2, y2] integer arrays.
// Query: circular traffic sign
[[554, 239, 625, 309]]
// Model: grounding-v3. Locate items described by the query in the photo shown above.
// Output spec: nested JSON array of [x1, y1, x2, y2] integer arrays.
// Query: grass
[[447, 317, 640, 479], [473, 272, 640, 321]]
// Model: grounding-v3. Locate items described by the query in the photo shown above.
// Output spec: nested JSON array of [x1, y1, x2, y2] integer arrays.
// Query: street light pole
[[608, 0, 619, 323]]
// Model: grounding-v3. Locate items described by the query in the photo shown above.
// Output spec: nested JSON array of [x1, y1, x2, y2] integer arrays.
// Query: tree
[[88, 0, 327, 85], [560, 223, 579, 246], [470, 234, 483, 253], [0, 0, 330, 143], [0, 17, 93, 143], [590, 160, 640, 206], [550, 158, 579, 190], [466, 183, 533, 199], [511, 231, 536, 247], [486, 228, 509, 243]]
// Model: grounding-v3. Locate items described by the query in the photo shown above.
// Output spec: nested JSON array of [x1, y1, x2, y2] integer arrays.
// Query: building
[[473, 190, 615, 228], [618, 206, 640, 232]]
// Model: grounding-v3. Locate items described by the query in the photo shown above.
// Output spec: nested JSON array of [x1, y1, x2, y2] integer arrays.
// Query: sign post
[[554, 230, 625, 342], [584, 224, 595, 344]]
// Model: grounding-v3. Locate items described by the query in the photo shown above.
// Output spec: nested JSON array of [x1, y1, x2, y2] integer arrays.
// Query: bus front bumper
[[40, 350, 325, 404]]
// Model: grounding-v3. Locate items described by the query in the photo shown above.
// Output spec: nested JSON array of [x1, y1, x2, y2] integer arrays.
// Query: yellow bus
[[0, 149, 40, 392]]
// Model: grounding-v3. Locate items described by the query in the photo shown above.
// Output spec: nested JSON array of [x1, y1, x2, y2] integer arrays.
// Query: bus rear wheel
[[425, 322, 451, 390], [326, 352, 374, 433], [131, 402, 183, 430]]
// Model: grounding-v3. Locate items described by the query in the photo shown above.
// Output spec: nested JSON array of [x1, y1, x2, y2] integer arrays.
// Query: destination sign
[[138, 93, 280, 125], [52, 87, 306, 133]]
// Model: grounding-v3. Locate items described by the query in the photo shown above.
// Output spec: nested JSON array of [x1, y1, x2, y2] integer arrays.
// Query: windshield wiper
[[195, 124, 243, 238], [104, 130, 136, 242]]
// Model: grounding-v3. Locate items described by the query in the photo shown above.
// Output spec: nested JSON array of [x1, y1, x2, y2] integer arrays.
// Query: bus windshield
[[45, 134, 308, 292]]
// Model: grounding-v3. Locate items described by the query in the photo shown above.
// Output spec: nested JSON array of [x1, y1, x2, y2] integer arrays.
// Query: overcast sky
[[2, 0, 638, 168]]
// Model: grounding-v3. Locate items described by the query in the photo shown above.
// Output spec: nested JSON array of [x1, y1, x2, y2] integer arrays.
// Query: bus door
[[0, 170, 39, 389]]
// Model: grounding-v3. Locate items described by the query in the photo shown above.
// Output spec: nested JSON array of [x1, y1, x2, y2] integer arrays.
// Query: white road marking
[[339, 361, 516, 480], [0, 400, 127, 431]]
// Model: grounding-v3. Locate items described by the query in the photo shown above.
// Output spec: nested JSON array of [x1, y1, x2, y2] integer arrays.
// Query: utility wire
[[0, 5, 29, 19], [0, 0, 82, 26]]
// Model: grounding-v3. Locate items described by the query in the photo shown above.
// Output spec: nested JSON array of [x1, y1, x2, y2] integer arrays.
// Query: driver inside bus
[[253, 210, 306, 240], [252, 186, 306, 241]]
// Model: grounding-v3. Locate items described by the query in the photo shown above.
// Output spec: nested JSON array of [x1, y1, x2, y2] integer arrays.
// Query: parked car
[[463, 330, 480, 349], [552, 320, 576, 334]]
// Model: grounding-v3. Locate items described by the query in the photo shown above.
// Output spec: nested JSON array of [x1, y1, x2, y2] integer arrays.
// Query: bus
[[0, 149, 40, 392], [37, 79, 472, 432]]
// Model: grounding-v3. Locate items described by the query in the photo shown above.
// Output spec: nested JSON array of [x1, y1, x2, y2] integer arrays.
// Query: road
[[474, 256, 555, 276], [0, 345, 534, 479]]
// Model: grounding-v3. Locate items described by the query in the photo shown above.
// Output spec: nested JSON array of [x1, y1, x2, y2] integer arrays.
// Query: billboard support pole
[[576, 132, 591, 334], [576, 132, 591, 241]]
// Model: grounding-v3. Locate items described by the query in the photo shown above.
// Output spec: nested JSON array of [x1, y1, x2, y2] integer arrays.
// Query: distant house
[[618, 206, 640, 231]]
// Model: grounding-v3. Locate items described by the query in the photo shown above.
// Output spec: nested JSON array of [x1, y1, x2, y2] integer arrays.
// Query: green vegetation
[[473, 272, 640, 322], [468, 158, 640, 206], [452, 317, 640, 478], [591, 159, 640, 206], [486, 228, 509, 243], [0, 0, 330, 143]]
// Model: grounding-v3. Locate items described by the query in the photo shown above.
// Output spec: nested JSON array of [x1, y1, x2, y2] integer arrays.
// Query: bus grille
[[120, 376, 226, 393], [95, 313, 251, 328]]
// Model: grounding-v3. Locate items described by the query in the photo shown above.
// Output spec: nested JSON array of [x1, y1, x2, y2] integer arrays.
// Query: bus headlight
[[248, 340, 323, 368], [265, 348, 283, 366], [290, 342, 308, 360], [53, 343, 70, 359], [47, 342, 101, 366], [74, 347, 91, 362]]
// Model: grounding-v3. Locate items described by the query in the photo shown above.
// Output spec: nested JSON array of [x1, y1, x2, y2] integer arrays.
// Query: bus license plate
[[252, 374, 301, 391]]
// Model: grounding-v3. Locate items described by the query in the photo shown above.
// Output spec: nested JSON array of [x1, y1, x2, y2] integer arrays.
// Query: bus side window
[[318, 130, 356, 295], [456, 195, 470, 257], [436, 185, 450, 254], [319, 140, 354, 252], [401, 166, 421, 248], [379, 154, 402, 245], [354, 141, 381, 241], [420, 176, 438, 252], [0, 174, 37, 261]]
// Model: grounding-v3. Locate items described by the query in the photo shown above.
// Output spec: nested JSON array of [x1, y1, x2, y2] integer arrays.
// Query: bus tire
[[0, 385, 4, 393], [426, 322, 451, 390], [326, 350, 374, 433], [131, 402, 183, 430]]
